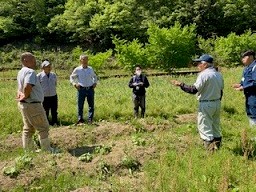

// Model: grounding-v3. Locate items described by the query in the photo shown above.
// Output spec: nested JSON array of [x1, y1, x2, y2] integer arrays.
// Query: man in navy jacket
[[233, 50, 256, 126]]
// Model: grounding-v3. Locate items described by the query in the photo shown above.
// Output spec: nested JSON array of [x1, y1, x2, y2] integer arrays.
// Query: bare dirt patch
[[174, 113, 197, 124], [0, 121, 157, 191], [0, 133, 22, 151]]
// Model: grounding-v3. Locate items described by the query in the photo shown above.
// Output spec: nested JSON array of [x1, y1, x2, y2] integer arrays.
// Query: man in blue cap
[[233, 50, 256, 126], [172, 54, 224, 151]]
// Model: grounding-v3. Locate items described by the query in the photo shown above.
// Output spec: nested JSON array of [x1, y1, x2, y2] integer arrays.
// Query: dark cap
[[241, 50, 255, 58], [193, 54, 213, 63]]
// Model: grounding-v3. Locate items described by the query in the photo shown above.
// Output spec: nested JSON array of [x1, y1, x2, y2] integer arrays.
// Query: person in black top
[[128, 65, 150, 118]]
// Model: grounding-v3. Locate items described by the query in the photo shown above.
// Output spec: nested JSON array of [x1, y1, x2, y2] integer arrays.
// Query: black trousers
[[43, 95, 58, 125], [133, 94, 146, 118]]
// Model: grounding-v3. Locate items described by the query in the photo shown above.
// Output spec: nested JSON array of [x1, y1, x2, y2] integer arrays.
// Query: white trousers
[[198, 100, 221, 141]]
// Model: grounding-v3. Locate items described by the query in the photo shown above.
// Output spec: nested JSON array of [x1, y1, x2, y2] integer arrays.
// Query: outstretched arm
[[171, 80, 198, 94], [232, 83, 243, 91]]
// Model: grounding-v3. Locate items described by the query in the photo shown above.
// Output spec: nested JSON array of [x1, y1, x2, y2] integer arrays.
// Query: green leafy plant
[[97, 161, 113, 180], [15, 155, 33, 170], [3, 154, 33, 178], [89, 50, 113, 74], [198, 31, 256, 67], [78, 153, 93, 163], [121, 156, 141, 174], [3, 166, 20, 178], [132, 135, 146, 146], [94, 145, 112, 155]]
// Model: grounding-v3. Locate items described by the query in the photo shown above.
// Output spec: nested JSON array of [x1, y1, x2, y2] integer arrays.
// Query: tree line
[[1, 0, 256, 71], [1, 0, 256, 51]]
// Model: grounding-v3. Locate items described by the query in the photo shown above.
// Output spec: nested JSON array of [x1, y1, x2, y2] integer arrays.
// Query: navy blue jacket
[[241, 60, 256, 118], [242, 60, 256, 95]]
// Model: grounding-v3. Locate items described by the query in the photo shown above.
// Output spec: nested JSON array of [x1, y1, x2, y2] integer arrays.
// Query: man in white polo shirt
[[70, 55, 97, 125], [172, 54, 224, 150]]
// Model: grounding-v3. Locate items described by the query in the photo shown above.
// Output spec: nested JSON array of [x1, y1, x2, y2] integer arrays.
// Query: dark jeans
[[77, 87, 94, 121], [43, 95, 58, 125], [133, 94, 146, 118]]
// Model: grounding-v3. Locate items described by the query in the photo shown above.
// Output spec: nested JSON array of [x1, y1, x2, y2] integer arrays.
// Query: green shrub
[[146, 22, 196, 72], [198, 30, 256, 67], [71, 46, 83, 61], [89, 50, 113, 74], [113, 37, 148, 72]]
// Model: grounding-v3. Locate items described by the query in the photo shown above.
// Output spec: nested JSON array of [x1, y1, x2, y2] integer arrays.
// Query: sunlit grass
[[2, 67, 256, 191]]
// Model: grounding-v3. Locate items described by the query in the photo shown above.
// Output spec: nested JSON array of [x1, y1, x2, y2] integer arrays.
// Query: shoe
[[213, 137, 222, 149], [51, 121, 60, 126], [22, 136, 35, 152], [76, 119, 85, 125], [203, 140, 218, 151], [88, 119, 93, 125]]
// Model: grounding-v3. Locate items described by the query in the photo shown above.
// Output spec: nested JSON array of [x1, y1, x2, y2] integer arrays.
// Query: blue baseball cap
[[193, 54, 213, 63]]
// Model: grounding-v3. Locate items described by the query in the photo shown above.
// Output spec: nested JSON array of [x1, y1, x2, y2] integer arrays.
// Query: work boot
[[214, 137, 222, 149], [22, 135, 35, 152], [76, 119, 85, 125], [40, 138, 60, 153], [203, 140, 217, 151], [40, 138, 52, 152], [203, 140, 212, 149]]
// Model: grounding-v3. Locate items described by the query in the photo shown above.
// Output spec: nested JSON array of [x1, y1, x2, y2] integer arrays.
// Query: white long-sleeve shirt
[[70, 66, 97, 87]]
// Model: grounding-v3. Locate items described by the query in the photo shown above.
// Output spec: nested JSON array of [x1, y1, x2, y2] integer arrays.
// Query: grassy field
[[1, 67, 256, 191]]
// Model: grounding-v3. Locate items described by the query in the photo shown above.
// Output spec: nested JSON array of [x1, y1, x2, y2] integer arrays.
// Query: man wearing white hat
[[37, 60, 59, 126]]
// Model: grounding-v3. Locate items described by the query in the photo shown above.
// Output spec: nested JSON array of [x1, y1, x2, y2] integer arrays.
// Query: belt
[[80, 86, 93, 90], [199, 99, 220, 102], [20, 100, 41, 104]]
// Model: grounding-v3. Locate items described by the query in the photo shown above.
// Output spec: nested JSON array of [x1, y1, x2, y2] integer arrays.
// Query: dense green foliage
[[199, 31, 256, 66], [146, 23, 196, 71], [1, 0, 256, 71], [1, 0, 256, 50], [114, 23, 196, 72], [114, 37, 148, 71], [1, 27, 256, 72]]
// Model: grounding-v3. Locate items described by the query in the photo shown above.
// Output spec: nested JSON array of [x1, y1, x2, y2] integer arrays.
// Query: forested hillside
[[1, 0, 256, 51], [1, 0, 256, 71]]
